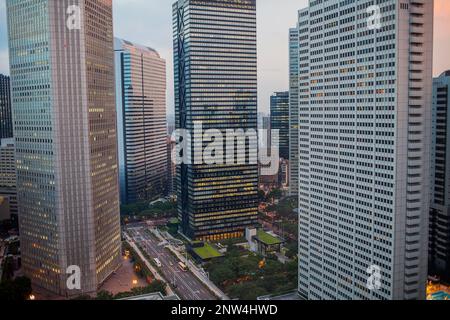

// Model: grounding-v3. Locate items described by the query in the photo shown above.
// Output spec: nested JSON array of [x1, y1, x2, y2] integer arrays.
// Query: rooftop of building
[[255, 230, 282, 246], [191, 242, 223, 260], [0, 138, 14, 148], [440, 70, 450, 77], [114, 38, 161, 58]]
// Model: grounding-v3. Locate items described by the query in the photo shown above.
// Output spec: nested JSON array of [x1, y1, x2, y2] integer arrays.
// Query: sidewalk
[[150, 228, 229, 300]]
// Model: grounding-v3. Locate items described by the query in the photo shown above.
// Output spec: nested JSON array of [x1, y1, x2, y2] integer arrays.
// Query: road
[[126, 226, 216, 300]]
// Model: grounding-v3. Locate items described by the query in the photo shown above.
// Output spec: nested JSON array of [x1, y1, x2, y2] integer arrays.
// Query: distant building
[[0, 138, 17, 227], [167, 114, 176, 136], [0, 74, 13, 139], [115, 38, 168, 204], [270, 92, 289, 160], [253, 229, 283, 257], [278, 159, 289, 188], [260, 115, 272, 150], [257, 112, 266, 130], [167, 136, 176, 195], [429, 70, 450, 281]]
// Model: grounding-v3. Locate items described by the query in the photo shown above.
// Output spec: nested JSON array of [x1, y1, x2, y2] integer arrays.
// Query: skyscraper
[[288, 27, 299, 197], [7, 0, 121, 295], [296, 0, 433, 300], [429, 70, 450, 282], [173, 0, 258, 241], [115, 38, 168, 204], [0, 74, 13, 139], [270, 91, 290, 160]]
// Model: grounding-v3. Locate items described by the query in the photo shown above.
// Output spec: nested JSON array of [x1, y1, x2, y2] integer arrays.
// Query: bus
[[154, 258, 162, 267], [178, 262, 188, 271]]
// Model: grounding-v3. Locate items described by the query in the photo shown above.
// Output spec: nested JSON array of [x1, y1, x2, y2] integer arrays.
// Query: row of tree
[[205, 244, 298, 300]]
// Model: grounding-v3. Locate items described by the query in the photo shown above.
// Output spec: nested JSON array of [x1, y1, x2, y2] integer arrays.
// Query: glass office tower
[[0, 74, 13, 139], [296, 0, 433, 300], [7, 0, 121, 296], [270, 91, 290, 160], [115, 38, 168, 205], [429, 70, 450, 282], [173, 0, 258, 241]]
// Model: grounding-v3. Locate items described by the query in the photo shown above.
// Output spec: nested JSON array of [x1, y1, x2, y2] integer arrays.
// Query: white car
[[154, 258, 162, 267]]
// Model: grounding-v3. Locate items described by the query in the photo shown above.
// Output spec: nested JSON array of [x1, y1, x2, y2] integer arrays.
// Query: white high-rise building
[[289, 27, 299, 197], [296, 0, 433, 300]]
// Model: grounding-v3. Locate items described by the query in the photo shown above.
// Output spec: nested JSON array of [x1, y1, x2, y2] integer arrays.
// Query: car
[[154, 258, 162, 267]]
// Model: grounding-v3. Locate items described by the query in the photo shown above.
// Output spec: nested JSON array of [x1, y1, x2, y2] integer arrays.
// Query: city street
[[125, 226, 216, 300]]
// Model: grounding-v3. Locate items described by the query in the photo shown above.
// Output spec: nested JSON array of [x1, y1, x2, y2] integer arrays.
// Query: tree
[[258, 190, 267, 202], [285, 241, 298, 259], [228, 282, 268, 300], [0, 276, 33, 301], [209, 264, 235, 285], [268, 188, 282, 200], [96, 290, 114, 300]]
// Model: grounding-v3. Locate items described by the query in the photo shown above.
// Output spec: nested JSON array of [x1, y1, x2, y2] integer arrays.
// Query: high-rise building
[[429, 70, 450, 282], [297, 0, 433, 300], [167, 136, 176, 195], [115, 38, 168, 204], [270, 91, 290, 160], [0, 138, 17, 227], [7, 0, 121, 296], [173, 0, 258, 241], [0, 74, 13, 139], [288, 27, 299, 197]]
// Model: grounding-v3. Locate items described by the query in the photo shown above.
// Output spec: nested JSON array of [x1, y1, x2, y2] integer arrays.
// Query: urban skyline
[[0, 0, 450, 304], [1, 0, 450, 114]]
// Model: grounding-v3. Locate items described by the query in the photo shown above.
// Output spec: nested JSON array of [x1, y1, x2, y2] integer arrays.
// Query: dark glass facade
[[429, 70, 450, 282], [173, 0, 258, 241], [270, 91, 289, 160], [0, 74, 13, 139]]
